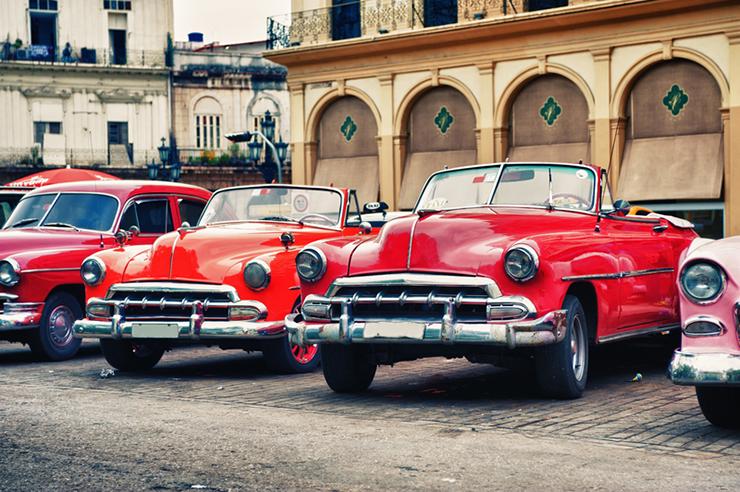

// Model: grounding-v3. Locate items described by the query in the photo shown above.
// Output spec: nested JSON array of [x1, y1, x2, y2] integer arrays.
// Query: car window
[[0, 194, 21, 227], [492, 165, 596, 211], [41, 194, 119, 231], [416, 166, 501, 212], [121, 199, 173, 234], [179, 199, 206, 226], [345, 191, 362, 226], [4, 193, 56, 228]]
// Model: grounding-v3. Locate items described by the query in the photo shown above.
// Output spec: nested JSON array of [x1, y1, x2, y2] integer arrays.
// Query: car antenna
[[99, 234, 104, 248], [547, 167, 554, 211]]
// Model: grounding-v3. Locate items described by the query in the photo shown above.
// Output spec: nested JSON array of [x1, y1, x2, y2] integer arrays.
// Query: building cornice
[[0, 60, 170, 77]]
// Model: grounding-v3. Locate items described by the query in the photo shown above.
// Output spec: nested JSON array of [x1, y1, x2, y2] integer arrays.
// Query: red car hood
[[123, 222, 336, 283], [349, 207, 593, 276], [0, 228, 105, 269]]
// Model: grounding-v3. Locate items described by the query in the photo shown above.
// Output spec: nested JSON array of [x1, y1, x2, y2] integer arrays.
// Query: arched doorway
[[398, 86, 477, 210], [313, 96, 379, 205], [507, 74, 590, 163], [617, 60, 723, 237]]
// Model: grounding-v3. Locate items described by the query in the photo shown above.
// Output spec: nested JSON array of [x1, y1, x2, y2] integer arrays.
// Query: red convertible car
[[287, 162, 697, 398], [73, 185, 391, 373], [0, 180, 211, 360]]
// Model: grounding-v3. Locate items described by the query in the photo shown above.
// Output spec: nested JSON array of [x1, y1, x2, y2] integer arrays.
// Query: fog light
[[87, 304, 112, 319], [229, 306, 261, 321], [302, 302, 331, 320], [487, 304, 527, 321], [683, 318, 724, 337]]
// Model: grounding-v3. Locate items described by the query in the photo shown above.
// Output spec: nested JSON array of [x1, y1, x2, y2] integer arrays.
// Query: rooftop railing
[[267, 0, 591, 50], [0, 42, 170, 69]]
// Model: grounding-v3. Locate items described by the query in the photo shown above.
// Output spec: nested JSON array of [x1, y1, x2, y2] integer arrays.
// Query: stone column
[[591, 49, 612, 172], [477, 61, 495, 164], [378, 74, 396, 209], [288, 81, 307, 184], [726, 32, 740, 235]]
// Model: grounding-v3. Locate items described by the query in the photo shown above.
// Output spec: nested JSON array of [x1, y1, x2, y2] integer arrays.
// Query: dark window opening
[[331, 1, 361, 41], [104, 0, 132, 10], [33, 121, 62, 145], [109, 29, 127, 65], [107, 122, 128, 145], [121, 199, 174, 234], [178, 199, 206, 226], [424, 0, 458, 27], [29, 0, 58, 10], [526, 0, 568, 12], [30, 11, 57, 61]]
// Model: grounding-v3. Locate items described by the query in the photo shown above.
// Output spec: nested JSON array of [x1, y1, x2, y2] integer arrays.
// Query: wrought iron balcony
[[267, 0, 583, 50]]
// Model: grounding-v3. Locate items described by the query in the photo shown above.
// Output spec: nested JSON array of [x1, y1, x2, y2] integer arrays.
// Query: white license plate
[[131, 323, 180, 339], [363, 322, 425, 340]]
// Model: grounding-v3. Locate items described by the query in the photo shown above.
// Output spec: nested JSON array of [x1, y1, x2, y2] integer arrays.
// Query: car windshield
[[491, 164, 596, 211], [416, 165, 501, 211], [5, 193, 119, 231], [0, 193, 22, 227], [199, 187, 344, 227]]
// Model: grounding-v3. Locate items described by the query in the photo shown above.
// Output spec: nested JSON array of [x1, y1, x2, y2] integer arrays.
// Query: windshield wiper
[[44, 222, 80, 231], [10, 217, 40, 228], [259, 216, 300, 223]]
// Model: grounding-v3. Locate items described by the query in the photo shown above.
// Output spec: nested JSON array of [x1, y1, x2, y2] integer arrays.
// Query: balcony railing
[[0, 42, 169, 69], [267, 0, 585, 50]]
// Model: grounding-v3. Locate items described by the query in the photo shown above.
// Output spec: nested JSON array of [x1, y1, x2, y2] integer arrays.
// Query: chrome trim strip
[[0, 293, 19, 301], [106, 282, 241, 302], [406, 216, 420, 269], [21, 267, 79, 274], [562, 267, 674, 282], [597, 323, 679, 344], [73, 318, 284, 340], [325, 273, 503, 299]]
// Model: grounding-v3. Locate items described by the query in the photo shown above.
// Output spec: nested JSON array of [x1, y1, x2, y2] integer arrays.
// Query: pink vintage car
[[669, 236, 740, 428]]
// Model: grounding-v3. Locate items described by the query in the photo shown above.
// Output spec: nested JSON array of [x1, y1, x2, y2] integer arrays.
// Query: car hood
[[348, 206, 593, 276], [0, 228, 106, 269], [123, 222, 336, 283]]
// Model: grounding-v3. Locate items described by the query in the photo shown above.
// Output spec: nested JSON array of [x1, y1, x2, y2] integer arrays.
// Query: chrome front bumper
[[669, 349, 740, 386], [0, 299, 43, 332], [286, 310, 567, 349], [73, 317, 285, 340]]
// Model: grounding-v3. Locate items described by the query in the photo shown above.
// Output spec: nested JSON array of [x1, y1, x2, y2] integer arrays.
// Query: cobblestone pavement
[[1, 335, 738, 463]]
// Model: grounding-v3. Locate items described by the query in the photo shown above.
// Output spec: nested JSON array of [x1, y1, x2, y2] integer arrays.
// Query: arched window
[[249, 96, 282, 141], [194, 97, 223, 149]]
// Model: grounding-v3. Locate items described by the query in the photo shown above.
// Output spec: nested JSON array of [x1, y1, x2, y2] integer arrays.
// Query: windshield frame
[[199, 184, 347, 230], [4, 191, 122, 233], [413, 162, 600, 215]]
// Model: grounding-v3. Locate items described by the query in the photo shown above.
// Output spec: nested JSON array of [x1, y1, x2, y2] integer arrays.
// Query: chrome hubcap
[[48, 305, 75, 348], [571, 316, 586, 382]]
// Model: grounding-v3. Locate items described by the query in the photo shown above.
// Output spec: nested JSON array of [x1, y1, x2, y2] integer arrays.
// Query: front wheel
[[262, 335, 321, 374], [29, 292, 83, 361], [321, 344, 376, 393], [100, 339, 164, 372], [696, 387, 740, 428], [535, 295, 589, 399]]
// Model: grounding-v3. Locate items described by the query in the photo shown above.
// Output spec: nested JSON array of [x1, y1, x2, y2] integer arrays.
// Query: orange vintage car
[[72, 184, 389, 373]]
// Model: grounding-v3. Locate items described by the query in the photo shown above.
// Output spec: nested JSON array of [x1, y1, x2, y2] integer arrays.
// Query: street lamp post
[[147, 137, 182, 182], [226, 112, 288, 183]]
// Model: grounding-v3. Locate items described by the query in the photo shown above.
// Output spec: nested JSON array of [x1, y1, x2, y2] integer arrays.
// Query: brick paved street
[[1, 336, 739, 490]]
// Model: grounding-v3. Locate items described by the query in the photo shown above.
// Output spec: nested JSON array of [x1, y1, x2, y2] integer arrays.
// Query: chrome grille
[[105, 283, 235, 321]]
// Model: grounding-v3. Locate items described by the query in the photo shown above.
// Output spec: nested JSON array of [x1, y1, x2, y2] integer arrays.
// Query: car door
[[118, 196, 175, 246], [601, 215, 677, 330]]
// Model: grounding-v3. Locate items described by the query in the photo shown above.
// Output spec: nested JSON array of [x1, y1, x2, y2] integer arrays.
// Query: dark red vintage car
[[72, 185, 396, 373], [288, 162, 698, 398], [0, 180, 211, 360]]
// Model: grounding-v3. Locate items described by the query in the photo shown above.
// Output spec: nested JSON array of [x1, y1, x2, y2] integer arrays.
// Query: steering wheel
[[298, 213, 335, 226], [548, 192, 591, 210]]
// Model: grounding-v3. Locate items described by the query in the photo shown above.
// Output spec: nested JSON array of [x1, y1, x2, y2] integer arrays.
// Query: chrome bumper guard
[[73, 284, 281, 340], [669, 349, 740, 386], [0, 297, 43, 332]]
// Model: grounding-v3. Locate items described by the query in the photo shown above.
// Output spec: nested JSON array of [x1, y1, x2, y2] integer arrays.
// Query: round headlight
[[680, 261, 725, 304], [0, 259, 20, 287], [504, 245, 539, 282], [296, 248, 326, 283], [80, 258, 105, 287], [244, 260, 271, 291]]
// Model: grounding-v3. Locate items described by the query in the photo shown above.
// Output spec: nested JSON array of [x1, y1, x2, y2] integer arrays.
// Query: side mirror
[[128, 225, 140, 237], [613, 199, 631, 215], [114, 230, 128, 246], [180, 221, 191, 229], [358, 221, 372, 235], [363, 201, 389, 215]]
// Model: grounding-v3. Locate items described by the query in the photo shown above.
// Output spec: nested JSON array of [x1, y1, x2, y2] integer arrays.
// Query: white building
[[0, 0, 173, 167], [172, 40, 290, 172]]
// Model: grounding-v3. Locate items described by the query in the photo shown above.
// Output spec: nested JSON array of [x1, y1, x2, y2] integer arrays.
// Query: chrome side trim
[[106, 282, 240, 302], [562, 267, 674, 282], [325, 273, 502, 299], [597, 323, 679, 344], [0, 293, 19, 301], [21, 267, 79, 274]]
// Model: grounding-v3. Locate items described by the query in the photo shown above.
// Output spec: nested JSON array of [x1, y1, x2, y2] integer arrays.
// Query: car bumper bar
[[0, 302, 43, 332], [286, 309, 567, 349], [669, 349, 740, 386]]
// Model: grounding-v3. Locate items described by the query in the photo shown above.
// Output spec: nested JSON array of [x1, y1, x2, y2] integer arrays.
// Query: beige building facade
[[0, 0, 173, 167], [267, 0, 740, 237]]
